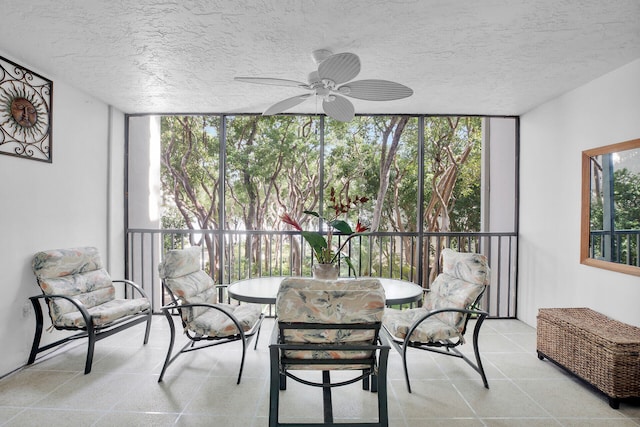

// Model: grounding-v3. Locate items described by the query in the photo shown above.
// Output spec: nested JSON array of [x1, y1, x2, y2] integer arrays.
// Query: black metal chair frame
[[383, 289, 489, 393], [269, 321, 391, 427], [28, 279, 152, 374], [158, 281, 264, 383]]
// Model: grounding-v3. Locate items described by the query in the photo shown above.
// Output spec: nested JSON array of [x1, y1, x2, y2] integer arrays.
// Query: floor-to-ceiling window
[[126, 114, 518, 317]]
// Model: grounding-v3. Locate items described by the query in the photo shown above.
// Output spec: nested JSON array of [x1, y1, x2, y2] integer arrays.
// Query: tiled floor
[[1, 316, 639, 426]]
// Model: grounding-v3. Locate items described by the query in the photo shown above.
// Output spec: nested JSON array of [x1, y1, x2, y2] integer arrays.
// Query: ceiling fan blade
[[317, 52, 361, 85], [263, 94, 312, 116], [235, 77, 309, 88], [338, 79, 413, 101], [322, 94, 355, 122]]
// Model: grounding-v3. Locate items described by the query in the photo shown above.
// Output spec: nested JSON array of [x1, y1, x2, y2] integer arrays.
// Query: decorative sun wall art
[[0, 56, 52, 162]]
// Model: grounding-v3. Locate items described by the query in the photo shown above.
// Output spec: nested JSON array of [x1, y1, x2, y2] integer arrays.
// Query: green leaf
[[343, 255, 357, 277], [301, 231, 327, 249], [329, 219, 354, 234]]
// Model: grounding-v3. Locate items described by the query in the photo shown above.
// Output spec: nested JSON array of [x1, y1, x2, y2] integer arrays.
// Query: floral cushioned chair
[[29, 247, 152, 374], [157, 247, 264, 383], [269, 277, 390, 427], [383, 248, 491, 392]]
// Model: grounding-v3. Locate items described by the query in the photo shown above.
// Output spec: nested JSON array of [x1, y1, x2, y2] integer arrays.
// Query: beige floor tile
[[482, 418, 562, 426], [2, 317, 639, 426], [0, 407, 24, 424], [31, 372, 140, 410], [184, 376, 267, 415], [502, 330, 538, 351], [91, 345, 166, 374], [405, 418, 485, 426], [93, 411, 180, 426], [453, 378, 550, 418], [111, 372, 203, 413], [558, 419, 640, 426], [176, 414, 260, 426], [484, 351, 570, 380], [0, 369, 78, 407], [3, 408, 104, 426], [391, 379, 477, 418], [514, 378, 629, 418]]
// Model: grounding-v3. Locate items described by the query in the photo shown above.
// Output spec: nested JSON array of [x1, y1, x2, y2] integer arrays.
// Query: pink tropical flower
[[279, 213, 303, 231], [280, 188, 369, 273], [355, 220, 368, 233]]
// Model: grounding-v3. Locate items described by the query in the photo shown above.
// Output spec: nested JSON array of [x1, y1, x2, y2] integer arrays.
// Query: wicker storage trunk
[[537, 307, 640, 409]]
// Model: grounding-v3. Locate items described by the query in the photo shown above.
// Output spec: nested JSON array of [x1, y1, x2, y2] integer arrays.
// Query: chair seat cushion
[[187, 303, 262, 337], [55, 298, 150, 328], [383, 307, 462, 343]]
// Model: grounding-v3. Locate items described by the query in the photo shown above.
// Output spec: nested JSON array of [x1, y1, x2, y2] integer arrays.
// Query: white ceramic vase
[[312, 263, 339, 280]]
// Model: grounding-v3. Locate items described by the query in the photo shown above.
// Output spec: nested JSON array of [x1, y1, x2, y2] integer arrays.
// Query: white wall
[[518, 58, 640, 327], [127, 116, 162, 308], [1, 51, 637, 375], [0, 51, 122, 376]]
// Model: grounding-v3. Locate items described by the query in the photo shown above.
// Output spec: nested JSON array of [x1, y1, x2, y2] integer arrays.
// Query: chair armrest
[[112, 279, 150, 300], [404, 306, 488, 343], [423, 307, 488, 318], [29, 294, 94, 329], [159, 300, 179, 312], [162, 302, 248, 336]]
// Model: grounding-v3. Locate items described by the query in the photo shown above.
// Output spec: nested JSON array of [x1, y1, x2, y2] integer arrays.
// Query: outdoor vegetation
[[590, 153, 640, 265], [159, 114, 485, 283]]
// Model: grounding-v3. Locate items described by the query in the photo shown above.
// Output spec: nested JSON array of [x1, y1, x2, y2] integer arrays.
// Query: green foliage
[[159, 113, 487, 279], [613, 168, 640, 230], [590, 167, 640, 263], [591, 167, 640, 230], [160, 115, 221, 233]]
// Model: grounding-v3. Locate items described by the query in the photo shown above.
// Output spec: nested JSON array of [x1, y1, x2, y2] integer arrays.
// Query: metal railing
[[589, 229, 640, 266], [126, 229, 518, 318]]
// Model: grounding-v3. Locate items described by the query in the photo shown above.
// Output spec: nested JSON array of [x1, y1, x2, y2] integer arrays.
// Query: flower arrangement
[[280, 188, 369, 275]]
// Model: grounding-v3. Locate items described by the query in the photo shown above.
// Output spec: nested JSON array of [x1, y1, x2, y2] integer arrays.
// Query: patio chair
[[383, 248, 491, 392], [29, 246, 152, 374], [157, 247, 264, 383], [269, 277, 390, 427]]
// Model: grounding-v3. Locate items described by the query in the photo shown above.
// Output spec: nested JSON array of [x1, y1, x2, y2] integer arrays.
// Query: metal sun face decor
[[0, 56, 52, 162]]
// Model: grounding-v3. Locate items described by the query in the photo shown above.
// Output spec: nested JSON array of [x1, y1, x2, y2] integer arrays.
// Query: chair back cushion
[[159, 247, 217, 322], [277, 277, 385, 326], [441, 248, 491, 286], [276, 277, 385, 363], [32, 247, 115, 323], [425, 249, 490, 329]]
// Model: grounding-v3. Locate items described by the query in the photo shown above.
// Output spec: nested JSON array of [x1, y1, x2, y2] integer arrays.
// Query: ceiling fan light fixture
[[315, 87, 331, 97], [321, 78, 336, 90]]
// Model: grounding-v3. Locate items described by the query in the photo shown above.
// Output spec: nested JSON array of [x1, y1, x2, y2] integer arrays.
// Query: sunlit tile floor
[[1, 316, 639, 426]]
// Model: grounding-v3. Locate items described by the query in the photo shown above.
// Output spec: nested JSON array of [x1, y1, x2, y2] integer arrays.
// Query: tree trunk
[[371, 117, 409, 231]]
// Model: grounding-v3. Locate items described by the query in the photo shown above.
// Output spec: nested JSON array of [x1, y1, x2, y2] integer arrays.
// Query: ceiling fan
[[234, 49, 413, 122]]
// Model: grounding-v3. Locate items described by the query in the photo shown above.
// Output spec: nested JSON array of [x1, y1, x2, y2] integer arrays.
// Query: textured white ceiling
[[1, 0, 639, 116]]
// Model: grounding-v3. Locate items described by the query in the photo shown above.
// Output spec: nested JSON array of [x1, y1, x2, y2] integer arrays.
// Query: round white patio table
[[227, 276, 423, 306]]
